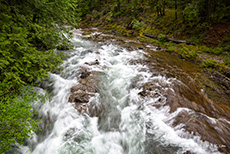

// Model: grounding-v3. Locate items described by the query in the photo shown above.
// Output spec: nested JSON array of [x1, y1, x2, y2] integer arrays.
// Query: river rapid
[[17, 28, 230, 154]]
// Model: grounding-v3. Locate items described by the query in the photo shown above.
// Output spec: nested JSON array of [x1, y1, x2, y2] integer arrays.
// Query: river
[[16, 28, 230, 154]]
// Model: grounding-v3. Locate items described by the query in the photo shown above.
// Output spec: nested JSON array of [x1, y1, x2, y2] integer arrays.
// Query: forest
[[0, 0, 229, 153]]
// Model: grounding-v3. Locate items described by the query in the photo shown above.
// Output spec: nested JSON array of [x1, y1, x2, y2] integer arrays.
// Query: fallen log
[[143, 33, 195, 45]]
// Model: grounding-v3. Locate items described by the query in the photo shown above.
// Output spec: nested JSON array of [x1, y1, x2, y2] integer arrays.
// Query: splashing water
[[19, 29, 222, 154]]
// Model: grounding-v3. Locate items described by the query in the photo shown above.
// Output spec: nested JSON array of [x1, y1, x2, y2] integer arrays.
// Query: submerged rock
[[80, 71, 90, 79], [84, 59, 100, 66], [69, 92, 94, 103], [68, 68, 103, 115], [137, 75, 230, 153]]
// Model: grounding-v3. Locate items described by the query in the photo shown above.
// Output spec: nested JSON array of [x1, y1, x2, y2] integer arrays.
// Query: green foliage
[[219, 37, 230, 55], [201, 59, 217, 68], [224, 58, 230, 67], [158, 33, 166, 42], [0, 86, 40, 153], [213, 47, 224, 55], [0, 0, 78, 152], [183, 3, 199, 24], [178, 47, 197, 60], [106, 11, 114, 22], [132, 18, 141, 29], [0, 0, 78, 91], [202, 46, 226, 56]]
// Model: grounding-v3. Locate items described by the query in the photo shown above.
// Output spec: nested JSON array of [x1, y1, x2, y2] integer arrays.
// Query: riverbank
[[79, 11, 230, 104]]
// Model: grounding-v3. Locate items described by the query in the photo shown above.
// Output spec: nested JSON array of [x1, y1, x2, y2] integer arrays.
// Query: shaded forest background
[[79, 0, 230, 46], [0, 0, 229, 153]]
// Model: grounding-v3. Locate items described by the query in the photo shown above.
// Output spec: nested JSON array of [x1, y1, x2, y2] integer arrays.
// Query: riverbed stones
[[68, 67, 102, 114], [84, 59, 100, 66], [69, 92, 94, 103]]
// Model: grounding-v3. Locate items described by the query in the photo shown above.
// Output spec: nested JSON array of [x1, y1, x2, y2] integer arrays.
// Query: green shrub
[[178, 47, 197, 60], [132, 18, 141, 29], [201, 59, 217, 68], [213, 47, 224, 55], [0, 86, 41, 153], [158, 33, 166, 41], [201, 46, 212, 54], [224, 58, 230, 67]]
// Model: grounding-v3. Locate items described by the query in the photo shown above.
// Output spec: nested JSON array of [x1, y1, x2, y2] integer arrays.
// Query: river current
[[17, 28, 228, 154]]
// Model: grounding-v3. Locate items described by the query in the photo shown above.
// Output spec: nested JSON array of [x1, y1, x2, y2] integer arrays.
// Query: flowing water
[[17, 28, 230, 154]]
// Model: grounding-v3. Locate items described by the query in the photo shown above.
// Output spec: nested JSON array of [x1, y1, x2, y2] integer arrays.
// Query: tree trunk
[[143, 33, 195, 45], [206, 0, 211, 23], [117, 0, 120, 12], [156, 0, 159, 16], [163, 0, 165, 15], [175, 0, 177, 20]]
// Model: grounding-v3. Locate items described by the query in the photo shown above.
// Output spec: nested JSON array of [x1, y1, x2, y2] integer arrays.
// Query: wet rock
[[122, 43, 136, 51], [69, 68, 104, 115], [211, 71, 230, 90], [156, 47, 161, 50], [137, 81, 169, 108], [138, 90, 148, 97], [222, 68, 230, 78], [115, 49, 123, 53], [182, 151, 194, 154], [137, 77, 230, 153], [80, 71, 90, 79], [84, 59, 100, 65], [173, 111, 230, 153], [138, 46, 144, 49], [69, 89, 95, 114], [80, 49, 93, 56], [69, 93, 94, 103]]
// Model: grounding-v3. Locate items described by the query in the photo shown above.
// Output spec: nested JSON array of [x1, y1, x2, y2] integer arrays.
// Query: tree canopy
[[77, 0, 230, 24]]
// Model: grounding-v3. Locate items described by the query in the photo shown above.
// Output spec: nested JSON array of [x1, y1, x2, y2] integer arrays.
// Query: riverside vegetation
[[0, 0, 79, 153], [0, 0, 229, 153]]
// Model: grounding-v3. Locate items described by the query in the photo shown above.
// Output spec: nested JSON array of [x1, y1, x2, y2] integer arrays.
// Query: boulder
[[138, 78, 230, 153], [68, 68, 104, 115]]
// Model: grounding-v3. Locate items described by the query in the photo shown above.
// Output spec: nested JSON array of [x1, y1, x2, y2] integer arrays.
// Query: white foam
[[20, 29, 222, 154]]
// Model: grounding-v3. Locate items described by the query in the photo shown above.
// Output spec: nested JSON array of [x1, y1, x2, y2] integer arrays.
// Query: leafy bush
[[201, 59, 217, 68], [223, 57, 230, 67], [0, 86, 40, 153], [213, 47, 224, 55], [132, 18, 141, 29], [183, 4, 199, 26], [158, 33, 166, 41], [178, 47, 197, 60]]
